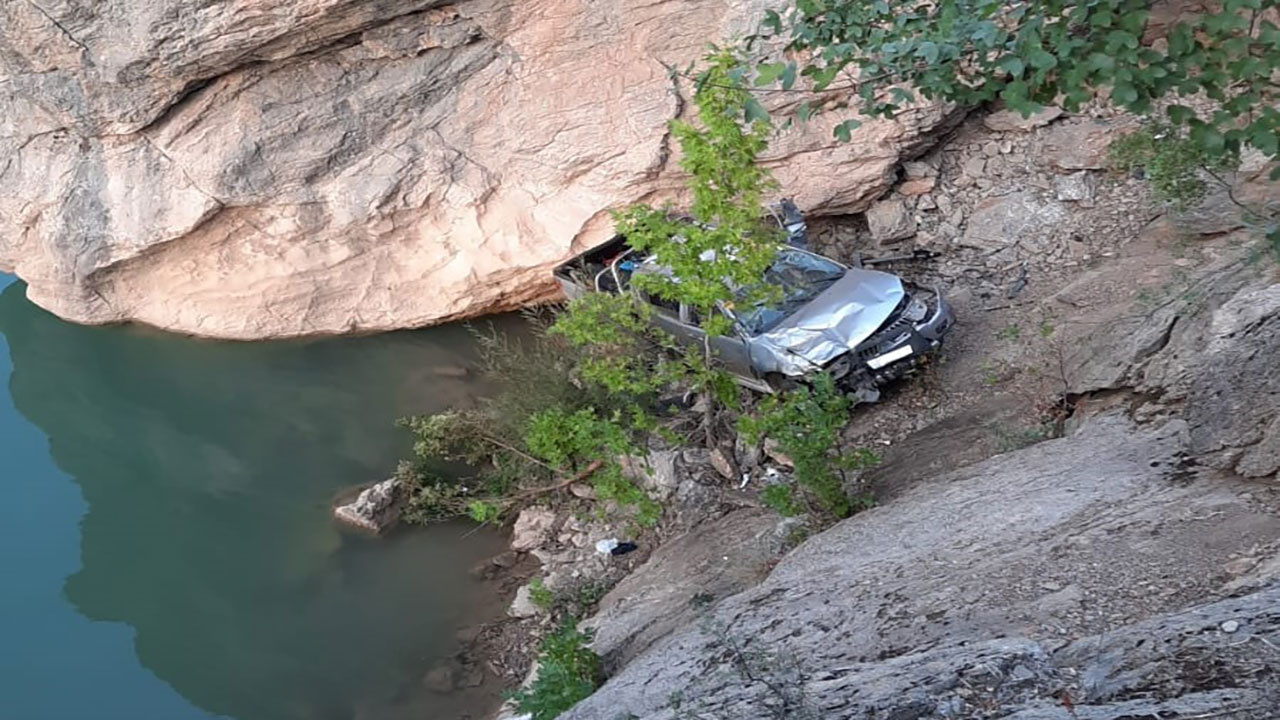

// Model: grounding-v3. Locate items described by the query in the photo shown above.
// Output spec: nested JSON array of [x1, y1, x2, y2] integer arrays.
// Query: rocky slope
[[0, 0, 957, 338], [560, 231, 1280, 718]]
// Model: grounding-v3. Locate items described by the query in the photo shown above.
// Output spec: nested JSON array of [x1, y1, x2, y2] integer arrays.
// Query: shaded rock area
[[332, 477, 402, 533], [0, 0, 960, 339], [566, 410, 1280, 718], [584, 508, 789, 669]]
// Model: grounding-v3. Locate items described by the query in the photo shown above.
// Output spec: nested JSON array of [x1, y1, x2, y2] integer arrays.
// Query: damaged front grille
[[856, 296, 914, 361]]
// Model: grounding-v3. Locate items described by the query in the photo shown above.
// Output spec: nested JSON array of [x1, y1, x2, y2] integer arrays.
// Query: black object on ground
[[611, 542, 638, 556]]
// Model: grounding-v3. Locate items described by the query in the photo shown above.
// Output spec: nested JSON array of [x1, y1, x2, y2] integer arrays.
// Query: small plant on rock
[[510, 618, 602, 720], [529, 577, 555, 611], [759, 483, 800, 517], [1109, 123, 1240, 212], [997, 323, 1023, 342], [739, 374, 879, 518]]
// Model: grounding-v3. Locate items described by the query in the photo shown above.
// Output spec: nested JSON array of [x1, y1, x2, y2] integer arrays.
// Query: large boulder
[[510, 506, 557, 552], [561, 410, 1280, 718], [1059, 221, 1280, 481], [961, 190, 1069, 252], [0, 0, 959, 339], [584, 509, 787, 668]]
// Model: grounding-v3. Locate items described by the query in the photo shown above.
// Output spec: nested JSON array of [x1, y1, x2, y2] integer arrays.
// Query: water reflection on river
[[0, 275, 515, 720]]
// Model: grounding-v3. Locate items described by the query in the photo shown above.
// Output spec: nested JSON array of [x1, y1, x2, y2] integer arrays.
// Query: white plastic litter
[[595, 538, 620, 555]]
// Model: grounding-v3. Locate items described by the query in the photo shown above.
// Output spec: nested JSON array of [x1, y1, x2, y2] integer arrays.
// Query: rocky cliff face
[[0, 0, 956, 338], [558, 228, 1280, 718]]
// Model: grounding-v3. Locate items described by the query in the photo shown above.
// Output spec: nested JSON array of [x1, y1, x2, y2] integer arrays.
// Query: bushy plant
[[759, 0, 1280, 149], [739, 374, 879, 518], [598, 49, 785, 444], [616, 50, 781, 327], [549, 293, 683, 399], [1110, 124, 1241, 210], [398, 326, 659, 524], [759, 483, 800, 517], [529, 577, 555, 611], [526, 406, 662, 527], [755, 0, 1280, 247], [510, 619, 602, 720]]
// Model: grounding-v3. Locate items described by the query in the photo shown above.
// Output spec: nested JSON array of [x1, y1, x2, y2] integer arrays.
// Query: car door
[[638, 290, 692, 342], [678, 303, 757, 381], [637, 291, 757, 380]]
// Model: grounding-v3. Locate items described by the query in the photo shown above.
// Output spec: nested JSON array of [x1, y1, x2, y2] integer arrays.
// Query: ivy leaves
[[758, 0, 1280, 162], [754, 61, 798, 90]]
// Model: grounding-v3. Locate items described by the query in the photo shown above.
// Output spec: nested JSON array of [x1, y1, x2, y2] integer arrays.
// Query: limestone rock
[[508, 583, 540, 618], [568, 482, 597, 500], [0, 0, 961, 339], [983, 106, 1064, 133], [763, 438, 794, 468], [962, 156, 988, 178], [1061, 234, 1280, 480], [562, 413, 1280, 718], [1043, 120, 1130, 170], [962, 191, 1070, 252], [620, 451, 680, 501], [584, 509, 784, 666], [560, 239, 1280, 720], [902, 160, 938, 179], [1053, 171, 1098, 204], [511, 506, 557, 553], [1144, 0, 1215, 43], [898, 176, 936, 196], [1169, 179, 1274, 235], [865, 199, 917, 244], [709, 447, 736, 481], [333, 478, 402, 533]]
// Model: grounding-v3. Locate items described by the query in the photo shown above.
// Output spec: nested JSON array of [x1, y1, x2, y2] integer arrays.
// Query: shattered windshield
[[730, 249, 846, 335]]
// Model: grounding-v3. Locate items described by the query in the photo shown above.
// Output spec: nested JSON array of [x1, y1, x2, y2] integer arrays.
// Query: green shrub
[[529, 577, 555, 611], [510, 619, 602, 720], [739, 374, 879, 518], [1110, 125, 1239, 211], [466, 499, 502, 525], [759, 484, 799, 517], [755, 0, 1280, 258], [398, 324, 660, 524]]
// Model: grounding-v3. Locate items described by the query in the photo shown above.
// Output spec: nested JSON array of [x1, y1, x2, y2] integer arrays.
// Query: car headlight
[[902, 295, 929, 322]]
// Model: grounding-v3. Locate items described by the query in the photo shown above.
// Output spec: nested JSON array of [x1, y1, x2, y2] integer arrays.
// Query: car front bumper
[[851, 286, 956, 387]]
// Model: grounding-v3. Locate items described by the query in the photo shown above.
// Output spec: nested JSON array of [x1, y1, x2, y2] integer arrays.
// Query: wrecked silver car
[[553, 217, 955, 395]]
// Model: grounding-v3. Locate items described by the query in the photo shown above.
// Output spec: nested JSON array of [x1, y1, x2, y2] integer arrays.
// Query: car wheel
[[764, 373, 800, 394]]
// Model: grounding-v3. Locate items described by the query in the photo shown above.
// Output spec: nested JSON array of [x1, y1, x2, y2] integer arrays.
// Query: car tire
[[764, 373, 800, 394]]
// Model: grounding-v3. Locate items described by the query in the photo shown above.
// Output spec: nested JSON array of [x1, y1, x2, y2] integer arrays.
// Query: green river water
[[0, 274, 512, 720]]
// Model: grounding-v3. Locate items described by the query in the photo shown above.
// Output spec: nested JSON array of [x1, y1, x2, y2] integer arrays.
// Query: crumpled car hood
[[760, 267, 905, 369]]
